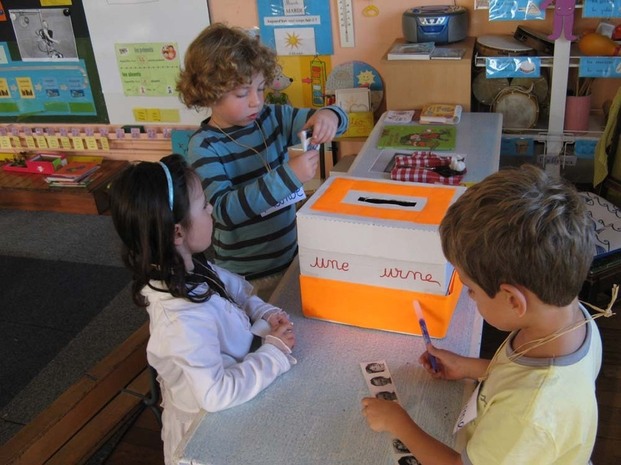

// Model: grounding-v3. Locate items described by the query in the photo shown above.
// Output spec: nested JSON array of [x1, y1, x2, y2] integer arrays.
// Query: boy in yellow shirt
[[362, 165, 603, 464]]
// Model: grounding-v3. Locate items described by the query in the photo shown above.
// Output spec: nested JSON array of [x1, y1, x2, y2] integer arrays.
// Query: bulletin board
[[0, 0, 108, 123], [82, 0, 211, 125]]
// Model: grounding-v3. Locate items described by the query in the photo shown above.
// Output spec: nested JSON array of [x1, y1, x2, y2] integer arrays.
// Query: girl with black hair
[[110, 154, 295, 464]]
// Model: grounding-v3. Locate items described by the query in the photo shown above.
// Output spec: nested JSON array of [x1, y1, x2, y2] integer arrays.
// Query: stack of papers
[[386, 42, 435, 60], [45, 161, 100, 187]]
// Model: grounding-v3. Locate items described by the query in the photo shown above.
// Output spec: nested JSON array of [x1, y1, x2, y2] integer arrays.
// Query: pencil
[[413, 300, 439, 372]]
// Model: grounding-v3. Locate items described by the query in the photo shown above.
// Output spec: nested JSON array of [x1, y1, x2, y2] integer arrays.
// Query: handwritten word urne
[[380, 268, 440, 286]]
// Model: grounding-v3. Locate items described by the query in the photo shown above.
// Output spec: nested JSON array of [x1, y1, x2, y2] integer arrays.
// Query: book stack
[[386, 41, 435, 60], [45, 161, 101, 187], [430, 47, 466, 60], [420, 104, 463, 125]]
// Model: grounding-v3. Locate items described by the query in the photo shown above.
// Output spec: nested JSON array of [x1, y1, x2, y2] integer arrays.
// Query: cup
[[564, 95, 592, 132]]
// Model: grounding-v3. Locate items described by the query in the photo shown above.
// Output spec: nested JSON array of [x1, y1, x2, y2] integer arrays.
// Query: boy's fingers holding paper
[[290, 150, 319, 183]]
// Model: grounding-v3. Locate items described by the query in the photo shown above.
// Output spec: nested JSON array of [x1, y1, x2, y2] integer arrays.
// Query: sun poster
[[257, 0, 333, 56]]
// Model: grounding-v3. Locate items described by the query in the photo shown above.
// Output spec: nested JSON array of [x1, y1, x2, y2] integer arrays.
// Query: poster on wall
[[9, 8, 78, 61], [268, 55, 332, 108], [83, 0, 210, 125], [257, 0, 333, 56], [115, 42, 180, 97], [0, 42, 97, 117], [0, 1, 106, 123]]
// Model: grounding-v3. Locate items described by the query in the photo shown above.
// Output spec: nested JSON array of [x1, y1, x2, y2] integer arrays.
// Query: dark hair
[[110, 154, 229, 307]]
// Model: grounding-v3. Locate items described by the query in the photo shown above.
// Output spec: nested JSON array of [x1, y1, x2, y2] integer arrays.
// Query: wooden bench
[[0, 322, 158, 465], [0, 159, 129, 215]]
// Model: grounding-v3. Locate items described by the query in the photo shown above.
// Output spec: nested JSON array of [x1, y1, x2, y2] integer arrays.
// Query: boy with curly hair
[[177, 23, 348, 299]]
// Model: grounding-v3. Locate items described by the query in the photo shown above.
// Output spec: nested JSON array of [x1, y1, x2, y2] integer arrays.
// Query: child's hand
[[289, 150, 319, 183], [265, 310, 290, 328], [419, 344, 470, 380], [303, 109, 339, 144], [361, 397, 412, 434], [267, 320, 295, 350]]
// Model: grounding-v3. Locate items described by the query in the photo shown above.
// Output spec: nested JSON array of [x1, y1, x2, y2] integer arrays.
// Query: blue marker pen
[[413, 300, 439, 372]]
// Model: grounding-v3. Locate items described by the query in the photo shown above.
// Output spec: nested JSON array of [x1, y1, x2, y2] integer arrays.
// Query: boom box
[[402, 5, 468, 45]]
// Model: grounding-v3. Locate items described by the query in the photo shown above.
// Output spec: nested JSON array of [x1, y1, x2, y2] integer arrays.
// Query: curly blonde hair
[[177, 23, 279, 109]]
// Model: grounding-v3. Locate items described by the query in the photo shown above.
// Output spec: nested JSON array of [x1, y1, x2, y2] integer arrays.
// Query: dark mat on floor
[[0, 255, 131, 410]]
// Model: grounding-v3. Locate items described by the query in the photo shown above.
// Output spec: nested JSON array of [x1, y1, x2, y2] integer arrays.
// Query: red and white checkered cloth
[[390, 152, 465, 185], [390, 167, 464, 185], [392, 152, 450, 168]]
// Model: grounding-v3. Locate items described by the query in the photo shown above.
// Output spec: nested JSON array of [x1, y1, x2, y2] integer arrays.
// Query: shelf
[[474, 43, 619, 68], [475, 45, 592, 68], [0, 123, 196, 162], [500, 111, 605, 137]]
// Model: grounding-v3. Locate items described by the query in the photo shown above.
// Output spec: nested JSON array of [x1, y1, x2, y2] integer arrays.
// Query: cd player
[[402, 5, 468, 45]]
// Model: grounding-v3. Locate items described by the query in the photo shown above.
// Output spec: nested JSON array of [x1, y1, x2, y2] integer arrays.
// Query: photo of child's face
[[370, 376, 392, 386], [376, 391, 397, 401], [365, 362, 385, 374], [162, 44, 176, 61]]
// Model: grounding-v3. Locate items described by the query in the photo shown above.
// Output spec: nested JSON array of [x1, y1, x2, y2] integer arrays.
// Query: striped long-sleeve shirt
[[188, 104, 348, 280]]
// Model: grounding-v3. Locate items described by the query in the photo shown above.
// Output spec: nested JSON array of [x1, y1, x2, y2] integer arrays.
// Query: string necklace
[[212, 120, 271, 173], [477, 285, 618, 383]]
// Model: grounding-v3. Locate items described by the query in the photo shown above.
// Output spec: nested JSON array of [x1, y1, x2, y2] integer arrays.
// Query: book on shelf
[[384, 110, 421, 124], [335, 88, 371, 112], [419, 104, 463, 125], [377, 125, 456, 151], [46, 179, 94, 188], [386, 41, 435, 60], [44, 161, 100, 183], [430, 47, 466, 60]]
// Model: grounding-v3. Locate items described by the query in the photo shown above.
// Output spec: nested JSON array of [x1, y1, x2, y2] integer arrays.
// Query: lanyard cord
[[212, 120, 271, 173], [478, 284, 618, 383]]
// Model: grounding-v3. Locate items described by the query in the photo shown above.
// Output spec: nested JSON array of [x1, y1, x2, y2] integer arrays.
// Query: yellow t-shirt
[[462, 307, 602, 465]]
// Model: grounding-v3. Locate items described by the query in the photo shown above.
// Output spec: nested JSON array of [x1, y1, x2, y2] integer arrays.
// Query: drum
[[514, 25, 555, 56], [511, 76, 549, 103], [492, 86, 539, 130], [472, 72, 509, 105], [473, 35, 537, 108], [475, 34, 537, 57]]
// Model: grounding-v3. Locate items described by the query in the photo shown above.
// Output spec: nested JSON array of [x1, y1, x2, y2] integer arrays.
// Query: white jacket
[[141, 264, 293, 464]]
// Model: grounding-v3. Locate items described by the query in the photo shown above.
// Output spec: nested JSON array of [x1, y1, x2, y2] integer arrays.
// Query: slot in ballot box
[[296, 176, 465, 338]]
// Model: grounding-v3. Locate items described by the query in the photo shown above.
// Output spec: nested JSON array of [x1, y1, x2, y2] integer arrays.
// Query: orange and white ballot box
[[296, 176, 466, 337]]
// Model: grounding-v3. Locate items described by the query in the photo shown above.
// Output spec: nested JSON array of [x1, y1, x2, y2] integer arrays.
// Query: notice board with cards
[[0, 0, 108, 123], [0, 0, 210, 125]]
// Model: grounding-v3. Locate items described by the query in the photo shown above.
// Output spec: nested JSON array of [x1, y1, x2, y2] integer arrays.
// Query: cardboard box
[[297, 176, 465, 295], [3, 152, 66, 174], [296, 176, 466, 337]]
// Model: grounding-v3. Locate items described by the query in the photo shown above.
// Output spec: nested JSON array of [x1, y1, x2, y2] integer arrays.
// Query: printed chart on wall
[[0, 1, 106, 123], [257, 0, 333, 56], [83, 0, 210, 125]]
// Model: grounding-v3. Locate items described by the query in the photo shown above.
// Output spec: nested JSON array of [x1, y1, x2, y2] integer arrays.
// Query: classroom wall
[[209, 0, 617, 113]]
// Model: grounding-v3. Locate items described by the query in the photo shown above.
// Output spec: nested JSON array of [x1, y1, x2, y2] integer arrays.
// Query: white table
[[347, 112, 502, 185], [174, 259, 483, 465]]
